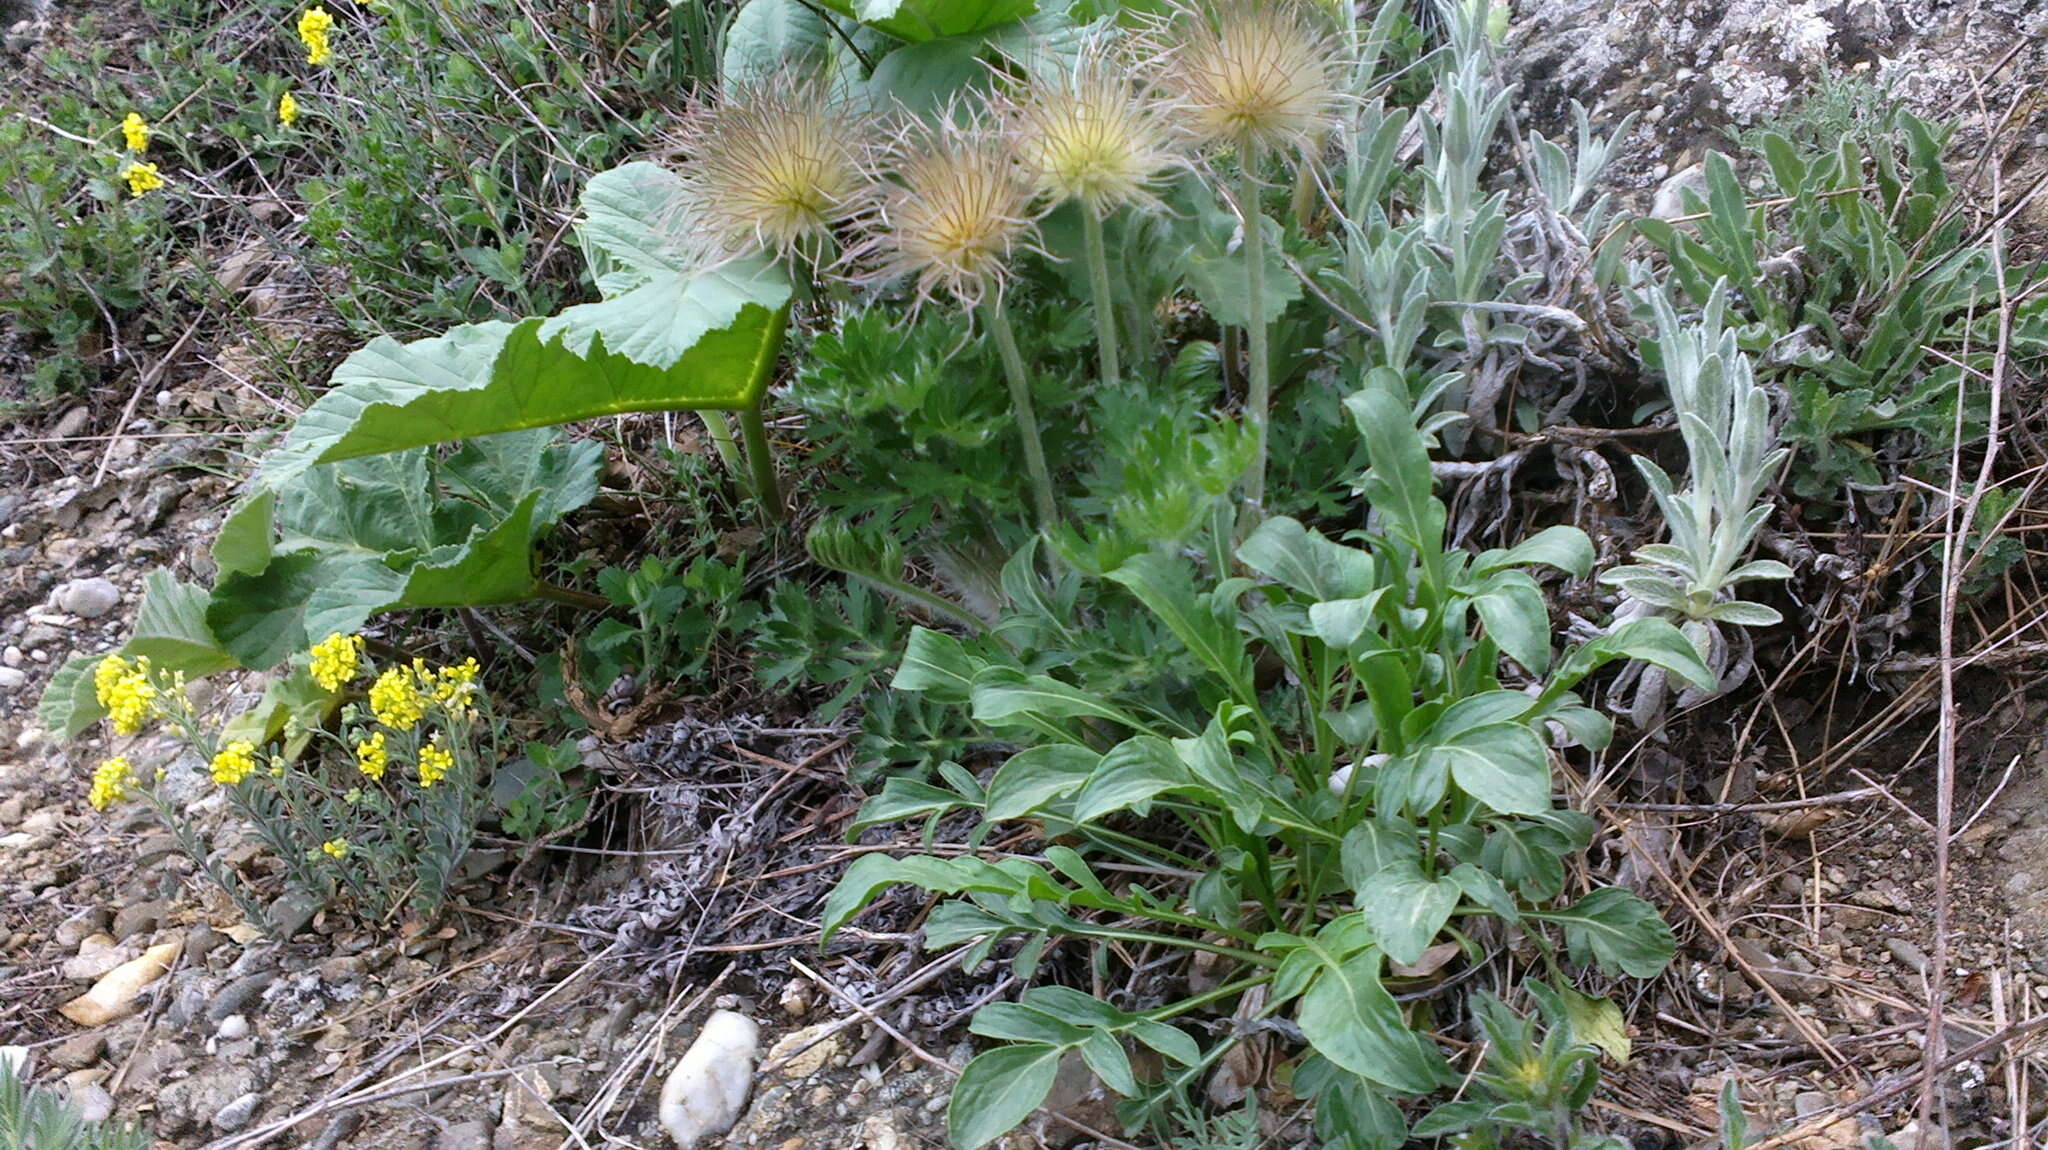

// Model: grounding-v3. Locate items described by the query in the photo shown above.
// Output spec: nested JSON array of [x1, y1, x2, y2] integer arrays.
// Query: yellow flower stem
[[1239, 148, 1271, 534], [1081, 207, 1121, 389], [982, 298, 1059, 531], [698, 410, 746, 478]]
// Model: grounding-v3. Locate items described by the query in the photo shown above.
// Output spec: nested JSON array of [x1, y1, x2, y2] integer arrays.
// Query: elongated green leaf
[[1346, 387, 1445, 552], [1108, 551, 1252, 699], [212, 490, 275, 577], [892, 626, 985, 703], [1474, 525, 1595, 578], [1238, 516, 1376, 601], [970, 1004, 1089, 1047], [820, 854, 1064, 942], [948, 1044, 1064, 1150], [1470, 571, 1552, 673], [1341, 821, 1421, 893], [1071, 736, 1189, 825], [262, 261, 791, 486], [970, 666, 1149, 732], [985, 744, 1099, 820], [1298, 942, 1451, 1093]]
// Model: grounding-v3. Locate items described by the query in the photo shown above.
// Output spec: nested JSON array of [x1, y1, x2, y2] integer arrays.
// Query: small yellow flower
[[210, 741, 260, 786], [433, 658, 481, 717], [88, 757, 137, 811], [369, 665, 426, 731], [121, 161, 165, 199], [95, 654, 159, 734], [298, 6, 335, 66], [120, 112, 151, 153], [309, 632, 363, 691], [321, 838, 350, 859], [278, 91, 300, 128], [355, 730, 389, 780], [417, 739, 453, 788]]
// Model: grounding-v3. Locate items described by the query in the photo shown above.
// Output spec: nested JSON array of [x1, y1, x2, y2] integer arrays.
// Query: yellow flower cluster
[[321, 838, 350, 859], [121, 162, 164, 198], [298, 7, 335, 66], [368, 664, 427, 731], [88, 757, 137, 811], [93, 655, 159, 736], [210, 741, 260, 786], [310, 632, 364, 691], [278, 91, 300, 128], [431, 658, 481, 717], [120, 112, 150, 153], [355, 730, 389, 780], [417, 739, 453, 788]]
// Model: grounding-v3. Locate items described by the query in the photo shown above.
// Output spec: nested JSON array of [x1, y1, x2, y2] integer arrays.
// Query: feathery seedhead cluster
[[1140, 0, 1342, 157], [670, 77, 873, 262], [853, 110, 1037, 310], [1003, 50, 1181, 214]]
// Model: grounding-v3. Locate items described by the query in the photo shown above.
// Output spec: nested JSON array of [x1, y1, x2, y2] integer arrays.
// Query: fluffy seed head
[[1003, 50, 1181, 214], [668, 77, 872, 262], [1142, 0, 1342, 157], [852, 111, 1037, 310]]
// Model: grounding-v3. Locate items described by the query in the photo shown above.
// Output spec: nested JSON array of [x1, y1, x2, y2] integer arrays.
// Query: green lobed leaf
[[38, 571, 243, 738], [262, 260, 790, 487], [818, 0, 1034, 42]]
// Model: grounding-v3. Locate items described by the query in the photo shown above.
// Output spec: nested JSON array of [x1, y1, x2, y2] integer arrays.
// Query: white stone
[[658, 1010, 759, 1148]]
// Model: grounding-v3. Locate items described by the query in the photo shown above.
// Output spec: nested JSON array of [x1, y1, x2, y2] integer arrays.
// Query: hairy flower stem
[[1081, 208, 1122, 387], [740, 405, 783, 522], [1239, 153, 1271, 531], [982, 299, 1059, 530]]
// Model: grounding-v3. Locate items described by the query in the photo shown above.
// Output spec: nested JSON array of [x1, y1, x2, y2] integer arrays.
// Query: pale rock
[[53, 577, 121, 619], [659, 1010, 759, 1148], [765, 1022, 841, 1079], [59, 940, 180, 1026]]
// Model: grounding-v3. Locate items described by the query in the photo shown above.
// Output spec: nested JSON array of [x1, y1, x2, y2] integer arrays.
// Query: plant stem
[[1238, 151, 1271, 532], [1081, 207, 1121, 388], [981, 298, 1059, 530], [532, 580, 611, 612], [699, 410, 745, 477], [740, 404, 783, 522]]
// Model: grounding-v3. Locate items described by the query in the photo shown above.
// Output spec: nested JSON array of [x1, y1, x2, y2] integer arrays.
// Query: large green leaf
[[574, 161, 695, 295], [817, 0, 1033, 42], [262, 261, 790, 486], [36, 571, 241, 738]]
